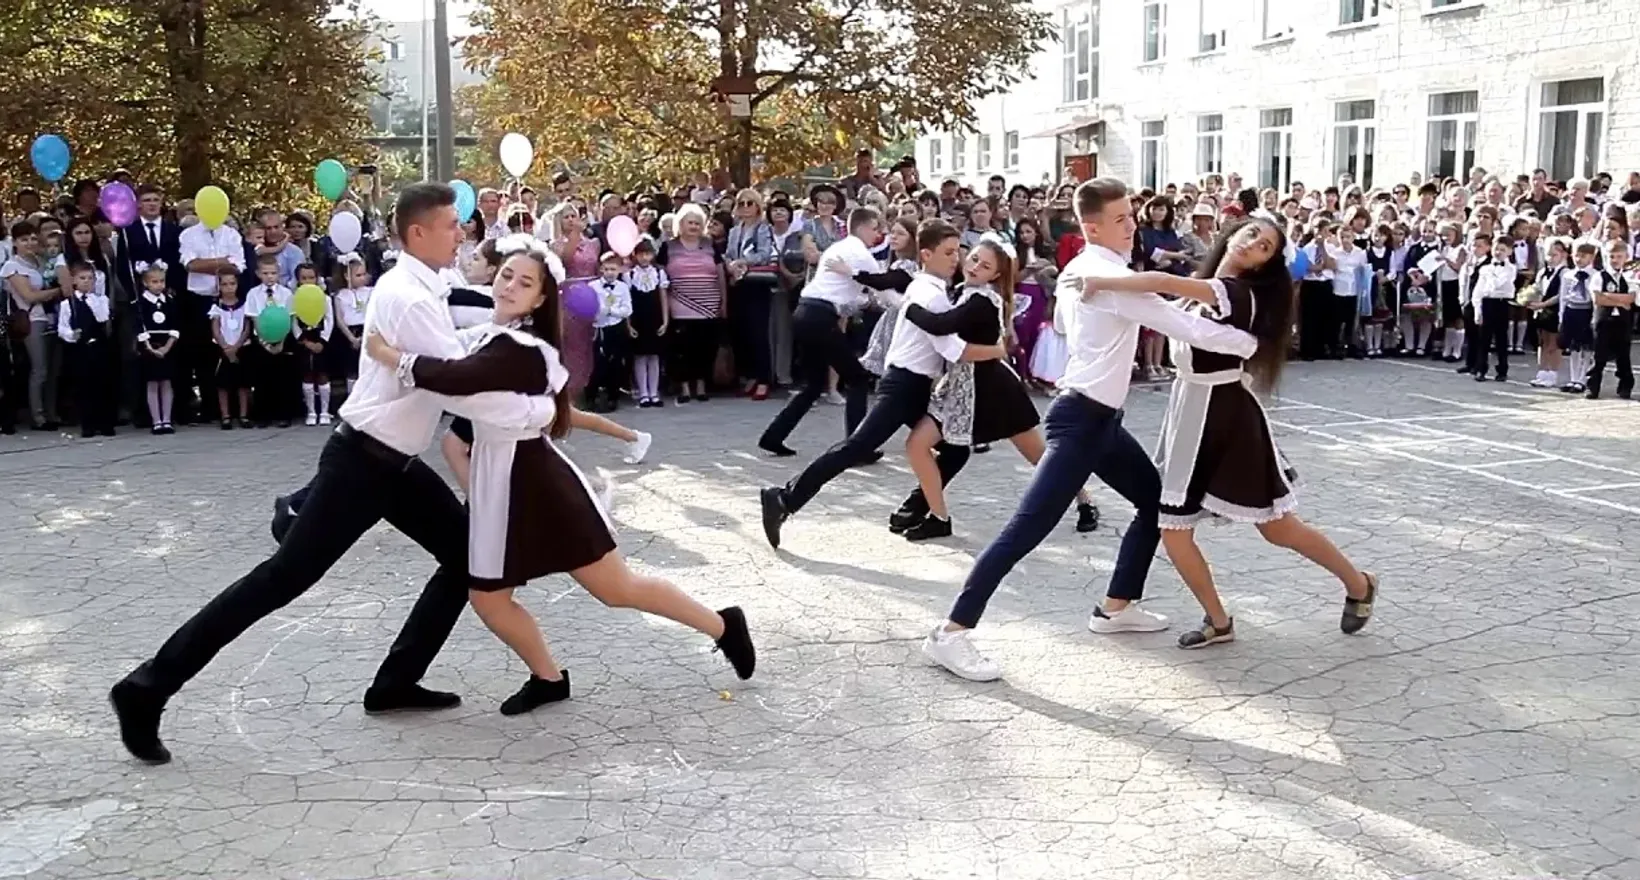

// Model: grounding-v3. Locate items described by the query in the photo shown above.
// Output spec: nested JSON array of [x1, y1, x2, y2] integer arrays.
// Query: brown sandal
[[1341, 572, 1377, 635]]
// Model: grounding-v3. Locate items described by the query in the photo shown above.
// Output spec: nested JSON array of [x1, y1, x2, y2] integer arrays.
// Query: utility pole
[[432, 0, 456, 181], [420, 0, 429, 180]]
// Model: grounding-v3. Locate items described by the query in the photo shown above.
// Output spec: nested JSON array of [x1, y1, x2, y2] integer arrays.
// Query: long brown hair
[[507, 249, 574, 439], [973, 238, 1017, 340], [1196, 218, 1292, 393]]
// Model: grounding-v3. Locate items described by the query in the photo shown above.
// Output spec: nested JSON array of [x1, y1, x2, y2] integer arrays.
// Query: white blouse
[[1, 256, 48, 321], [209, 301, 249, 346], [334, 286, 372, 326]]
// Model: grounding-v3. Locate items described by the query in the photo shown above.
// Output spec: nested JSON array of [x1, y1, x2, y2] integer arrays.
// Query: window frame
[[1422, 89, 1479, 182], [977, 133, 993, 170], [1060, 3, 1099, 104], [1336, 0, 1380, 27], [1139, 118, 1168, 192], [1259, 0, 1293, 41], [929, 138, 944, 174], [1197, 0, 1226, 54], [1004, 131, 1021, 171], [1330, 98, 1377, 189], [952, 134, 967, 173], [1257, 106, 1295, 192], [1530, 76, 1607, 182], [1195, 114, 1224, 177], [1141, 0, 1167, 63]]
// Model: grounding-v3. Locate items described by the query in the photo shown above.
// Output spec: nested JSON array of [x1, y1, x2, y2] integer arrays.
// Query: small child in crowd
[[209, 267, 252, 429], [588, 251, 633, 413], [624, 238, 669, 407]]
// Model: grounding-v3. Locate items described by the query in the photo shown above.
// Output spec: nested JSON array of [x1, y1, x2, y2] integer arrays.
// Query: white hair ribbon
[[495, 233, 566, 284], [136, 259, 168, 273]]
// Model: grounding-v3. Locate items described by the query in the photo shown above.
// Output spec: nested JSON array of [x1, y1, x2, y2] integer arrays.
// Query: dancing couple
[[923, 180, 1377, 681], [111, 184, 752, 765]]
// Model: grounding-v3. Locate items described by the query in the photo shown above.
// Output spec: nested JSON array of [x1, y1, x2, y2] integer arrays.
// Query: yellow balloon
[[293, 284, 328, 326], [195, 185, 230, 230]]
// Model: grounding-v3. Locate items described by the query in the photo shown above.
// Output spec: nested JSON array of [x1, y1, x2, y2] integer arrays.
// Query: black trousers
[[1472, 299, 1511, 378], [1587, 316, 1634, 394], [180, 295, 218, 421], [251, 344, 299, 421], [126, 428, 471, 700], [667, 318, 720, 388], [0, 341, 19, 432], [761, 299, 870, 448], [591, 325, 630, 397], [781, 366, 961, 514], [1298, 281, 1334, 359], [729, 277, 774, 386], [67, 340, 117, 434]]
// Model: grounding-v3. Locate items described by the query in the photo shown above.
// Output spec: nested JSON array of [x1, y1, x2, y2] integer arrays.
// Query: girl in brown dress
[[365, 244, 754, 715], [1082, 218, 1378, 649]]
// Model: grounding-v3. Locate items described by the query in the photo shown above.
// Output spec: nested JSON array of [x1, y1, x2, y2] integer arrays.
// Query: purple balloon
[[99, 182, 138, 227], [564, 280, 600, 320]]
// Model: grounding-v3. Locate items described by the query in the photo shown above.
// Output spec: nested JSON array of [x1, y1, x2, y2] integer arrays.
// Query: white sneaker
[[824, 390, 846, 406], [318, 412, 332, 426], [1529, 371, 1553, 388], [304, 413, 318, 426], [923, 626, 1002, 682], [1088, 604, 1169, 634], [623, 430, 652, 464]]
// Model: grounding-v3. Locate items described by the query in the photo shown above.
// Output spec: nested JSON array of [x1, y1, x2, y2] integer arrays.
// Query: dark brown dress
[[409, 328, 616, 589]]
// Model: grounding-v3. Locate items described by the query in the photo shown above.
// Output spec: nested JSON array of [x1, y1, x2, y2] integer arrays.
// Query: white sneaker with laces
[[304, 413, 318, 426], [824, 390, 846, 406], [623, 430, 652, 464], [922, 626, 1002, 682], [318, 412, 332, 426], [1088, 604, 1169, 634]]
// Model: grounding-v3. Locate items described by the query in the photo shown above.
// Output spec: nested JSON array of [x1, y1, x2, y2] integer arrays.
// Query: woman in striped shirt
[[657, 204, 727, 403]]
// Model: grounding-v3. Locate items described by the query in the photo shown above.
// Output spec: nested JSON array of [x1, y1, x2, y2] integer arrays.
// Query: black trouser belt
[[337, 421, 415, 470]]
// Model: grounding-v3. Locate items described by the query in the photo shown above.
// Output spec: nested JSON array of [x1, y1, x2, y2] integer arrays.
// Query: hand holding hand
[[364, 330, 401, 367]]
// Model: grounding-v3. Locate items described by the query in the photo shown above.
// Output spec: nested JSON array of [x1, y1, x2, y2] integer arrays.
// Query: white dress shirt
[[244, 283, 292, 317], [1331, 245, 1368, 298], [1470, 258, 1518, 302], [884, 272, 967, 378], [1054, 244, 1259, 410], [803, 236, 877, 310], [179, 224, 245, 297], [56, 291, 110, 342], [209, 301, 248, 346], [334, 286, 371, 326], [339, 253, 555, 456], [592, 278, 633, 329]]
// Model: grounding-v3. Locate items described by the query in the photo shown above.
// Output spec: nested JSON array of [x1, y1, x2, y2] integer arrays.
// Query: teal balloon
[[450, 180, 476, 222], [257, 304, 291, 343], [314, 159, 348, 201], [30, 134, 71, 182]]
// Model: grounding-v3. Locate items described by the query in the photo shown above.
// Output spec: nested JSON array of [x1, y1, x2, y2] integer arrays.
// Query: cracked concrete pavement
[[2, 358, 1637, 880]]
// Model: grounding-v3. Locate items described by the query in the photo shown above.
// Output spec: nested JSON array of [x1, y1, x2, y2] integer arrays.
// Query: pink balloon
[[563, 280, 600, 319], [99, 182, 138, 227], [605, 215, 641, 257]]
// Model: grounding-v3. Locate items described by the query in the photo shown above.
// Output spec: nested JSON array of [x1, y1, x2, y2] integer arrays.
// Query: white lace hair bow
[[135, 259, 168, 273], [977, 231, 1012, 250], [495, 233, 566, 284], [335, 251, 364, 267]]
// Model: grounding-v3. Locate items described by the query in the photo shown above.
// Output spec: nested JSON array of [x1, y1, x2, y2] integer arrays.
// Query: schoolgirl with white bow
[[329, 253, 372, 393], [134, 261, 180, 434]]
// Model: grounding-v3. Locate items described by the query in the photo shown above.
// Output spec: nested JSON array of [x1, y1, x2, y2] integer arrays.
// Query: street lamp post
[[432, 0, 456, 182]]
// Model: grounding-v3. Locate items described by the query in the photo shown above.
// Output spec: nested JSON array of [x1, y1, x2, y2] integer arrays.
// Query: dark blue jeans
[[948, 392, 1161, 628]]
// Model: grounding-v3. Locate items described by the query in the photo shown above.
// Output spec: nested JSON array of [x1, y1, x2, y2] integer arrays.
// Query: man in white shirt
[[759, 220, 1003, 548], [925, 178, 1259, 682], [758, 206, 887, 456], [111, 183, 560, 766], [178, 216, 246, 422]]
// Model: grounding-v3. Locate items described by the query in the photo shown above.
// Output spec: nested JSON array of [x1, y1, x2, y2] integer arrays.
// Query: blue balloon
[[30, 134, 71, 183], [1287, 248, 1311, 280], [450, 180, 476, 223]]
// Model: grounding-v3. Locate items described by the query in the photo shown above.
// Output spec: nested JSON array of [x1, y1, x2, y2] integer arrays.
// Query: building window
[[383, 39, 404, 61], [1142, 0, 1166, 63], [1004, 131, 1020, 170], [1139, 119, 1167, 191], [1338, 0, 1379, 26], [1195, 114, 1223, 176], [1258, 107, 1293, 191], [977, 134, 993, 170], [1060, 4, 1098, 104], [930, 138, 943, 173], [1332, 99, 1376, 188], [1198, 0, 1226, 53], [952, 134, 967, 172], [1428, 0, 1470, 7], [1536, 78, 1605, 181], [1260, 0, 1292, 39], [1424, 90, 1477, 182]]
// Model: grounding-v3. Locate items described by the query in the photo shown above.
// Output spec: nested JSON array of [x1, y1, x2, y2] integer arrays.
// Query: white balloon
[[328, 211, 362, 254], [499, 132, 534, 179]]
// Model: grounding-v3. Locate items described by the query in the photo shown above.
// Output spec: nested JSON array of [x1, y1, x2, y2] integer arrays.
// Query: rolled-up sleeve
[[393, 299, 555, 431], [1106, 290, 1258, 358]]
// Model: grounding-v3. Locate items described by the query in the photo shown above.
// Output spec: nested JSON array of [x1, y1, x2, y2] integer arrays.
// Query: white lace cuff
[[395, 352, 419, 388], [1207, 278, 1232, 318]]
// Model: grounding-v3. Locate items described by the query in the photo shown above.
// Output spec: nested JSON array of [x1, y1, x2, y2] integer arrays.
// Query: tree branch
[[747, 0, 867, 106]]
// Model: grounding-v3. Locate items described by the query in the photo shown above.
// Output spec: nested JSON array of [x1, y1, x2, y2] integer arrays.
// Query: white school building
[[914, 0, 1640, 192]]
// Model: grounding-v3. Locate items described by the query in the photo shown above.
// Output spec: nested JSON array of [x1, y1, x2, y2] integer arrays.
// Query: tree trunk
[[162, 1, 213, 194]]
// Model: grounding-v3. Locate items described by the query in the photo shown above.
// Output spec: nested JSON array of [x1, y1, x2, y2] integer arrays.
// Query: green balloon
[[257, 304, 291, 343], [314, 159, 348, 201]]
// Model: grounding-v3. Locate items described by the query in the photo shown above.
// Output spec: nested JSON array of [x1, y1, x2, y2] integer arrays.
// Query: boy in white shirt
[[243, 254, 296, 427], [1465, 232, 1517, 381], [1330, 234, 1369, 358], [57, 262, 117, 437], [588, 252, 633, 413]]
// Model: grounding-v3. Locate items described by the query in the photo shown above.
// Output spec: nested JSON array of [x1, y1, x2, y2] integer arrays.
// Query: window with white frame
[[383, 38, 404, 61], [1195, 114, 1223, 176], [930, 138, 943, 173], [1140, 119, 1167, 191], [1338, 0, 1379, 26], [1257, 107, 1293, 191], [1260, 0, 1292, 39], [1142, 0, 1166, 63], [1004, 131, 1020, 170], [1427, 0, 1470, 8], [1061, 3, 1098, 104], [1198, 0, 1226, 53], [953, 134, 967, 172], [1332, 99, 1376, 188], [978, 134, 993, 169], [1536, 77, 1605, 181], [1424, 90, 1477, 181]]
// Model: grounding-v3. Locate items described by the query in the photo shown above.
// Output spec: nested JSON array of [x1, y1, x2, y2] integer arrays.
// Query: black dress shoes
[[109, 679, 171, 765], [362, 684, 461, 714], [714, 606, 756, 679]]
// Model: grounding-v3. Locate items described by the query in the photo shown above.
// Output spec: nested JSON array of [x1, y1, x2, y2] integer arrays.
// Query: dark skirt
[[297, 340, 329, 380], [137, 341, 175, 382], [215, 355, 247, 391], [971, 361, 1041, 444], [1559, 308, 1593, 351], [330, 325, 363, 378], [1440, 279, 1463, 325], [629, 291, 667, 356], [1160, 383, 1297, 528], [1530, 304, 1560, 334], [470, 437, 617, 590]]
